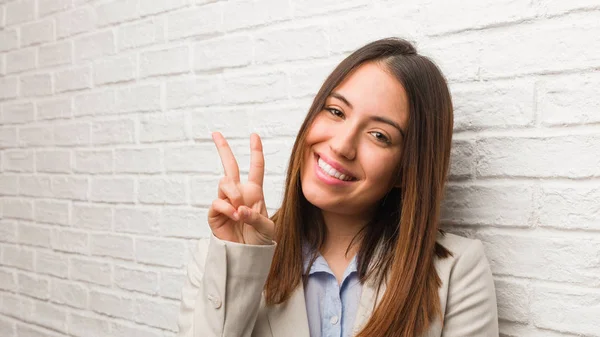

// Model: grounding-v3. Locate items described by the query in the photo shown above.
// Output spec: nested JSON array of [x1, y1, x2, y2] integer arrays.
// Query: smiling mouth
[[316, 155, 357, 181]]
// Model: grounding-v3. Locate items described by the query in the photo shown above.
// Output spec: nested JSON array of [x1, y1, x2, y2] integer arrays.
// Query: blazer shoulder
[[436, 231, 485, 262]]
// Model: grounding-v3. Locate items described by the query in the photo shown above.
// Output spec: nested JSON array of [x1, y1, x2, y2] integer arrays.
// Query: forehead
[[329, 62, 409, 124]]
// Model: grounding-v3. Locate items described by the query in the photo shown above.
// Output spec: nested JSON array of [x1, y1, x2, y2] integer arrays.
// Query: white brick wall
[[0, 0, 599, 336]]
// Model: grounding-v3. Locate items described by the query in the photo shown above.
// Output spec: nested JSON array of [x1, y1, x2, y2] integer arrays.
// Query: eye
[[369, 131, 391, 144], [325, 107, 344, 118]]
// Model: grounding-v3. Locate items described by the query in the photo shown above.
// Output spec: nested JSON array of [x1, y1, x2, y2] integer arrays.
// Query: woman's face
[[300, 61, 410, 216]]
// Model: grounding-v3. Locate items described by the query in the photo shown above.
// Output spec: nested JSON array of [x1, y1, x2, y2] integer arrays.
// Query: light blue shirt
[[303, 248, 363, 337]]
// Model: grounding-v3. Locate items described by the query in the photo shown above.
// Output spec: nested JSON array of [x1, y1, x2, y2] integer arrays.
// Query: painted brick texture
[[0, 0, 599, 336]]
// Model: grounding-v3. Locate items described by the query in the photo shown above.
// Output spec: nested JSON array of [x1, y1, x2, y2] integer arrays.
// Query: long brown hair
[[264, 37, 454, 337]]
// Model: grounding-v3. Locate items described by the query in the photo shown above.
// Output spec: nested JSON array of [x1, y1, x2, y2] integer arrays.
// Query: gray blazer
[[177, 231, 499, 337]]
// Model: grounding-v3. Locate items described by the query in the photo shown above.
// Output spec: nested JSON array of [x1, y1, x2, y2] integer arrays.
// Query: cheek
[[363, 150, 401, 184]]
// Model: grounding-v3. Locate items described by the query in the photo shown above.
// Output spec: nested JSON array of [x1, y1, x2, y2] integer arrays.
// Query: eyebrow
[[329, 92, 406, 138]]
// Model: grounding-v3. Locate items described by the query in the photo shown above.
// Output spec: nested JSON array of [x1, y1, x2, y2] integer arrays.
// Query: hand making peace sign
[[207, 132, 275, 245]]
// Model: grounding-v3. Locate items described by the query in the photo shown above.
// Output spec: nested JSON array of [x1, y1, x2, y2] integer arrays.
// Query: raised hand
[[207, 132, 275, 245]]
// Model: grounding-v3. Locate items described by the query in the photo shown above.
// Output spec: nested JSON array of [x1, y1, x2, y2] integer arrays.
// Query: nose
[[329, 125, 357, 161]]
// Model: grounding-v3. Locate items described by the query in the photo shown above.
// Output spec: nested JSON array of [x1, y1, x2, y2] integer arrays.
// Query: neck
[[320, 210, 369, 259]]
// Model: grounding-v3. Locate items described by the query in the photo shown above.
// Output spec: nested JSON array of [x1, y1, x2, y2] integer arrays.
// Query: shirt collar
[[302, 241, 359, 277]]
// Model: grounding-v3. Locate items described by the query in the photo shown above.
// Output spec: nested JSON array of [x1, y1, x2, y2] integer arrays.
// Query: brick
[[36, 251, 68, 278], [34, 200, 70, 226], [193, 35, 252, 71], [36, 150, 71, 173], [2, 198, 33, 219], [0, 127, 18, 148], [288, 62, 338, 98], [72, 203, 113, 230], [0, 175, 19, 196], [16, 324, 66, 337], [91, 234, 134, 260], [140, 112, 187, 143], [159, 207, 208, 238], [52, 229, 88, 254], [537, 73, 600, 126], [54, 66, 92, 93], [115, 148, 162, 173], [69, 313, 110, 337], [494, 279, 529, 323], [18, 273, 50, 300], [164, 145, 219, 173], [37, 98, 72, 120], [73, 90, 116, 117], [135, 238, 186, 267], [139, 177, 187, 205], [477, 232, 600, 286], [158, 271, 185, 299], [91, 119, 135, 145], [168, 6, 221, 40], [448, 140, 474, 180], [94, 55, 136, 85], [38, 41, 72, 68], [4, 150, 34, 172], [75, 150, 113, 174], [114, 207, 159, 234], [133, 297, 179, 330], [114, 265, 158, 295], [54, 123, 91, 146], [39, 0, 71, 17], [476, 135, 600, 178], [20, 74, 53, 97], [222, 0, 290, 31], [248, 101, 307, 137], [537, 184, 600, 231], [140, 46, 189, 77], [74, 31, 116, 62], [110, 322, 163, 337], [32, 301, 67, 332], [166, 76, 221, 109], [221, 71, 287, 104], [254, 26, 328, 64], [96, 0, 138, 27], [18, 223, 52, 248], [18, 126, 53, 147], [452, 79, 535, 131], [1, 102, 35, 124], [441, 183, 533, 226], [0, 77, 18, 100], [70, 258, 111, 286], [115, 84, 161, 113], [50, 279, 88, 309], [0, 317, 15, 337], [6, 48, 36, 74], [0, 29, 18, 52], [56, 7, 97, 38], [292, 0, 364, 17], [90, 290, 135, 320], [5, 0, 35, 26], [190, 107, 249, 140], [2, 245, 34, 271], [19, 176, 53, 198], [51, 176, 89, 201], [532, 285, 600, 336], [21, 19, 54, 46], [118, 18, 165, 50], [139, 0, 188, 16], [90, 177, 135, 203], [0, 269, 17, 292]]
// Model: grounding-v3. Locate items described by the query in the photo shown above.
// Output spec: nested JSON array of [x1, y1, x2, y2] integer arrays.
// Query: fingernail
[[233, 211, 239, 220]]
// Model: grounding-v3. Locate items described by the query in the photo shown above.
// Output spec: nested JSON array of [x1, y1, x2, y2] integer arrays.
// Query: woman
[[177, 37, 498, 337]]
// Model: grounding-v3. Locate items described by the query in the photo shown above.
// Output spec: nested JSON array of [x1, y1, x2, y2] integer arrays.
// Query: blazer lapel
[[266, 282, 311, 337], [351, 276, 387, 335]]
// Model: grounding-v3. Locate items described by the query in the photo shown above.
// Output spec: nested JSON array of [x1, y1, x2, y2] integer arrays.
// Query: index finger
[[212, 132, 240, 182], [248, 133, 265, 187]]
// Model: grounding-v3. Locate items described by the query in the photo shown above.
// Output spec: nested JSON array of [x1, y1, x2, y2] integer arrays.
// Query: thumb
[[238, 206, 274, 240]]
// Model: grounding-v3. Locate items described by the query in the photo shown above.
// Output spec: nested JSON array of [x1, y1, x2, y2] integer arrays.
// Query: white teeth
[[317, 157, 354, 181]]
